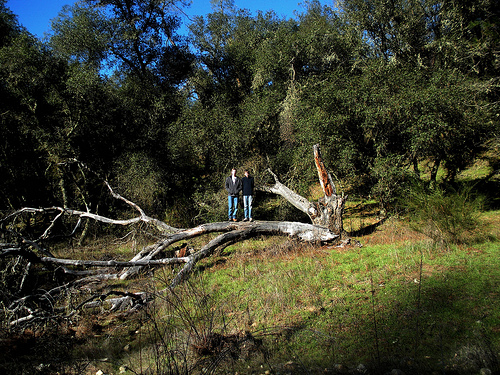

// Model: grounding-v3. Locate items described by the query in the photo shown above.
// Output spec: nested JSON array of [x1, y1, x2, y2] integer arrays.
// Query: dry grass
[[352, 217, 428, 246]]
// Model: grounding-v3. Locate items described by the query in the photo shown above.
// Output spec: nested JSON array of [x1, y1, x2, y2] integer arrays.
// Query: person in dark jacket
[[225, 168, 242, 221], [241, 170, 254, 222]]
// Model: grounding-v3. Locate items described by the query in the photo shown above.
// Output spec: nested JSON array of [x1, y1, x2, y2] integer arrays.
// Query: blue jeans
[[228, 196, 238, 220], [243, 195, 253, 219]]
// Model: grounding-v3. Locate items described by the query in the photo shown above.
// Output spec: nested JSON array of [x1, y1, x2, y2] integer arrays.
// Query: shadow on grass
[[252, 266, 500, 375], [475, 179, 500, 210], [2, 265, 499, 375], [348, 217, 387, 237]]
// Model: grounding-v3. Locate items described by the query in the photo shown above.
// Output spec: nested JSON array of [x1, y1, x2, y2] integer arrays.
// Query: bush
[[192, 186, 227, 224], [402, 183, 485, 245]]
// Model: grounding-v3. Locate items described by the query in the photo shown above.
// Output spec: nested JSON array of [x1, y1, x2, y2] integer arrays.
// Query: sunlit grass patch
[[457, 159, 495, 181]]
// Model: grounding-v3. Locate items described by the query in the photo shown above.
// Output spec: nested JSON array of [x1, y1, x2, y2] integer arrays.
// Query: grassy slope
[[65, 159, 500, 374], [7, 213, 497, 375], [183, 212, 499, 374]]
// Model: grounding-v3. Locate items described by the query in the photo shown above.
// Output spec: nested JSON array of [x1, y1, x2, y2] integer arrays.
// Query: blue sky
[[6, 0, 328, 39]]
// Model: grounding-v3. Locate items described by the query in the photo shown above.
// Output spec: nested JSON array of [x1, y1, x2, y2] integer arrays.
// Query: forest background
[[1, 0, 498, 222]]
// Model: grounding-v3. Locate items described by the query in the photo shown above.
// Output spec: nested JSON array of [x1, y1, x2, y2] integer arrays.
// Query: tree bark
[[312, 144, 347, 235]]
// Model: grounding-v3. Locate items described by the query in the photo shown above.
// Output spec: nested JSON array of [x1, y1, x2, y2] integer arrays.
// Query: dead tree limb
[[118, 220, 338, 279], [259, 169, 319, 218], [259, 144, 347, 237], [0, 146, 345, 326], [103, 181, 180, 233]]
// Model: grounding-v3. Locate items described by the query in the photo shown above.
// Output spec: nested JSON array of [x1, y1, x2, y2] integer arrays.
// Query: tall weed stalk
[[134, 271, 255, 375]]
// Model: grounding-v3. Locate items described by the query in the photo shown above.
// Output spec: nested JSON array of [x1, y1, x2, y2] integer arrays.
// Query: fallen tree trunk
[[0, 144, 346, 327], [164, 220, 338, 287], [1, 220, 337, 326], [2, 220, 337, 282]]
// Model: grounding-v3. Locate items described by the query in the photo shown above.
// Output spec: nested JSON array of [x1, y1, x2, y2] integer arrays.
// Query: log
[[120, 220, 338, 280]]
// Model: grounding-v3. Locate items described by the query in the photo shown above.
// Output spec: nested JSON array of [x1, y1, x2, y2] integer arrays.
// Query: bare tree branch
[[103, 180, 181, 233], [1, 146, 347, 327], [39, 256, 189, 267], [258, 169, 319, 220]]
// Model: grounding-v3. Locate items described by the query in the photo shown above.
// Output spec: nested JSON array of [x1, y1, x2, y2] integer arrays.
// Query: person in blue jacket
[[225, 168, 242, 221]]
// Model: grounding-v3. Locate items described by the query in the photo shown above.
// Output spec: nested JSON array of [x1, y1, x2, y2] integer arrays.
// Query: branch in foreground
[[2, 218, 338, 326]]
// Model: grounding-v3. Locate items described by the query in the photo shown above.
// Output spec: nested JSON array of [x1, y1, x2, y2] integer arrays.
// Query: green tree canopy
[[1, 0, 498, 216]]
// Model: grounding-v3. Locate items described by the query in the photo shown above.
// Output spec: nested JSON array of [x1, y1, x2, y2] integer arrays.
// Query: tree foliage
[[0, 0, 498, 215]]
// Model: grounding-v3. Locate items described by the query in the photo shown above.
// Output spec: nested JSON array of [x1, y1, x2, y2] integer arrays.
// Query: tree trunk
[[312, 144, 346, 236], [260, 144, 347, 237]]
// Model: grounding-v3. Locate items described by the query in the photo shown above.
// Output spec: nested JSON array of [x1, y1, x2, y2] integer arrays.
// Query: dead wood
[[259, 144, 347, 236], [0, 144, 346, 327]]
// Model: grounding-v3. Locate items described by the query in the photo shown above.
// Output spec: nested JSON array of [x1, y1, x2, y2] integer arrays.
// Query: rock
[[356, 364, 367, 374], [332, 363, 346, 372]]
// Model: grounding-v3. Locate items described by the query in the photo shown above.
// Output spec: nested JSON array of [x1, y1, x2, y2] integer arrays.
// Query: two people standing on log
[[225, 168, 254, 222]]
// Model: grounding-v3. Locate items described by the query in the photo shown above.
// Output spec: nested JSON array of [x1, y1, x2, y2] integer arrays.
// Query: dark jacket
[[241, 176, 254, 196], [225, 176, 242, 196]]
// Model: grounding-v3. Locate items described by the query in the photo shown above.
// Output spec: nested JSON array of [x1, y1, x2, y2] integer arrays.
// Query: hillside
[[1, 203, 499, 375]]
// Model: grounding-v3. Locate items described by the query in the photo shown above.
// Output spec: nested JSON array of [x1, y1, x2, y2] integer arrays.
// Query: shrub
[[371, 155, 413, 209], [192, 187, 227, 224], [402, 183, 485, 245]]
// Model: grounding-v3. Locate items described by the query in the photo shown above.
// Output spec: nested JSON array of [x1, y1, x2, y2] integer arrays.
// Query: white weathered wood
[[258, 144, 347, 236]]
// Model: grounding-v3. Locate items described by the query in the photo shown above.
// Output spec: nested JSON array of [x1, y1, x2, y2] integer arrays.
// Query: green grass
[[150, 218, 497, 374], [457, 159, 495, 181], [4, 210, 499, 375], [95, 208, 497, 375]]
